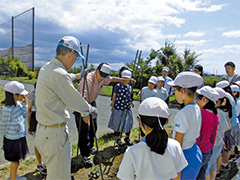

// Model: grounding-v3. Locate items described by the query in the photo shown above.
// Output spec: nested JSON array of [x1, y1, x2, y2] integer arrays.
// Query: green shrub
[[27, 71, 36, 80]]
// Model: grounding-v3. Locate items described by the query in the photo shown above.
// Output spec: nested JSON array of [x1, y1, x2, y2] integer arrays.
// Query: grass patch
[[203, 76, 221, 86], [0, 85, 4, 106], [0, 76, 37, 84]]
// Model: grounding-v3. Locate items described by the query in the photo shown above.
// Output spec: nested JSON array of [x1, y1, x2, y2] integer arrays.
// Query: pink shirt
[[196, 109, 220, 153], [77, 71, 112, 103]]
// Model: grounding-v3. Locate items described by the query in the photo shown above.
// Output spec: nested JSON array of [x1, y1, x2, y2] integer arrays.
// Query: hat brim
[[148, 80, 156, 85], [167, 81, 177, 87], [20, 90, 28, 95], [78, 52, 85, 60]]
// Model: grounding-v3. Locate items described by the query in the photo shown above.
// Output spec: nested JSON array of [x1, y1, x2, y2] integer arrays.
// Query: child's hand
[[22, 96, 27, 103]]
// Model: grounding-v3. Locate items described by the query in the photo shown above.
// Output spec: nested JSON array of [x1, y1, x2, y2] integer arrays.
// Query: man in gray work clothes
[[35, 36, 96, 180]]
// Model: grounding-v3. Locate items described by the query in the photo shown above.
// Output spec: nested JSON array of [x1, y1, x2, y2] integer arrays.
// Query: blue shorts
[[181, 143, 202, 180], [206, 140, 223, 175]]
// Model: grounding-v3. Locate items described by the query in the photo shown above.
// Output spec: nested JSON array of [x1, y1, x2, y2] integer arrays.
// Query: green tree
[[150, 40, 183, 78], [182, 47, 201, 71]]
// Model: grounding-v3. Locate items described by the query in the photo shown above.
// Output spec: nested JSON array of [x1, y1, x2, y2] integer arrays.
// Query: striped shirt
[[27, 88, 37, 111], [0, 101, 28, 140]]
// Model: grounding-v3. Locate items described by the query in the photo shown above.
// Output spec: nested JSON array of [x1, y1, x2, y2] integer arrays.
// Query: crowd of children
[[1, 61, 240, 180], [117, 62, 240, 180]]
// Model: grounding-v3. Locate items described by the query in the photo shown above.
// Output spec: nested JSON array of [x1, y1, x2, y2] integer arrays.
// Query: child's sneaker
[[116, 139, 124, 147], [90, 147, 97, 154], [124, 137, 133, 146], [83, 156, 93, 167], [37, 163, 47, 175]]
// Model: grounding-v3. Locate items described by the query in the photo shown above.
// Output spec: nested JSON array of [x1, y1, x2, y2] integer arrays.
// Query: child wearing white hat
[[168, 71, 203, 179], [195, 86, 220, 179], [206, 87, 232, 179], [0, 81, 28, 180], [156, 76, 168, 101], [137, 76, 158, 102], [231, 85, 240, 116], [117, 97, 188, 180], [108, 70, 134, 146], [216, 80, 240, 170]]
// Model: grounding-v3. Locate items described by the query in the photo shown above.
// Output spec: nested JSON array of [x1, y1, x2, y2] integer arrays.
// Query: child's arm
[[27, 100, 33, 134], [137, 90, 143, 97], [21, 96, 28, 118], [111, 93, 117, 111], [174, 131, 185, 147], [0, 107, 11, 137]]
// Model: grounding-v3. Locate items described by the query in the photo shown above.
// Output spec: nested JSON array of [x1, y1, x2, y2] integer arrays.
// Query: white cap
[[121, 70, 132, 78], [232, 81, 240, 87], [196, 86, 220, 102], [97, 63, 112, 78], [148, 76, 158, 85], [58, 36, 85, 59], [231, 85, 239, 92], [162, 67, 169, 72], [168, 71, 203, 88], [157, 76, 165, 82], [138, 97, 169, 118], [4, 81, 28, 95], [214, 87, 228, 99], [216, 80, 229, 88]]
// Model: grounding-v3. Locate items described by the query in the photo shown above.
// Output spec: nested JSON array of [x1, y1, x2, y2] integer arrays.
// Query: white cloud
[[168, 0, 227, 12], [222, 30, 240, 38], [183, 31, 205, 37], [175, 40, 207, 46], [199, 44, 240, 58]]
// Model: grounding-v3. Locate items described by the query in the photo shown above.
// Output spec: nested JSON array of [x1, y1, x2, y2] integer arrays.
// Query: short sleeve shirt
[[172, 103, 201, 150], [141, 87, 157, 101], [156, 87, 168, 101], [113, 83, 132, 111], [117, 139, 188, 180]]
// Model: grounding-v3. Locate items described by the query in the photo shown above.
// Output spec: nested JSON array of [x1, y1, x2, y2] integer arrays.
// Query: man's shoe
[[83, 156, 93, 167], [124, 137, 133, 146], [90, 147, 97, 154], [7, 176, 27, 180], [116, 139, 124, 147], [37, 163, 47, 175]]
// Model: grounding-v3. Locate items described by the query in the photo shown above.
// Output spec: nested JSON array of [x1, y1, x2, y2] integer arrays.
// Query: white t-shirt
[[236, 97, 240, 116], [172, 103, 201, 150], [117, 138, 188, 180], [214, 109, 229, 146]]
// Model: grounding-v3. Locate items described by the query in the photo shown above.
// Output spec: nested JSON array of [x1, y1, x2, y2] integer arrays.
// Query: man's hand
[[83, 116, 90, 125], [80, 68, 89, 79]]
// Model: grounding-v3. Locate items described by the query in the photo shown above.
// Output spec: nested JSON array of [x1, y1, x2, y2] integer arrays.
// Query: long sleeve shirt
[[0, 102, 28, 140], [36, 58, 92, 126]]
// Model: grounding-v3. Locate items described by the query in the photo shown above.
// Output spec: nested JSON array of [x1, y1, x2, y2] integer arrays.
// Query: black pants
[[74, 101, 97, 157]]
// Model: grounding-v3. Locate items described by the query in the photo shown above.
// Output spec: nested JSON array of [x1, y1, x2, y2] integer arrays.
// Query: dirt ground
[[0, 127, 173, 180], [0, 132, 139, 180]]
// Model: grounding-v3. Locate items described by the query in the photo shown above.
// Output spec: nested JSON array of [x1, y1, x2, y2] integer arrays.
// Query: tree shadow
[[24, 170, 46, 180], [71, 143, 127, 177]]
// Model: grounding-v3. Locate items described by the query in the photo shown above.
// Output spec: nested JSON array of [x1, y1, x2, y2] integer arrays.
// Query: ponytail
[[140, 115, 168, 155]]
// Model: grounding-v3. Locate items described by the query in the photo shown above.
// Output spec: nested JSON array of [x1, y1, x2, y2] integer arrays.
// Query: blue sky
[[0, 0, 240, 75]]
